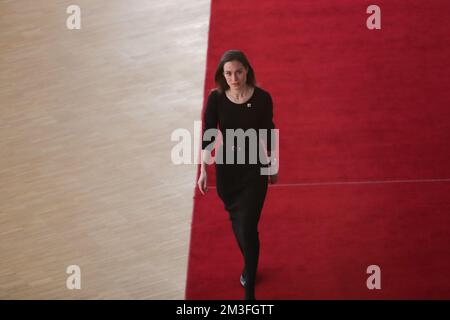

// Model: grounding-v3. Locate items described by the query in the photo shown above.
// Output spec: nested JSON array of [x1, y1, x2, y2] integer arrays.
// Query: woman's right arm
[[198, 149, 211, 195], [197, 91, 218, 195]]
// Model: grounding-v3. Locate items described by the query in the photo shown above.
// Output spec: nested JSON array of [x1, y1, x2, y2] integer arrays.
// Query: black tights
[[225, 175, 268, 300], [232, 219, 260, 299]]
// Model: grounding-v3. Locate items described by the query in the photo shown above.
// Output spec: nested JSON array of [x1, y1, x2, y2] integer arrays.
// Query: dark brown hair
[[214, 50, 256, 93]]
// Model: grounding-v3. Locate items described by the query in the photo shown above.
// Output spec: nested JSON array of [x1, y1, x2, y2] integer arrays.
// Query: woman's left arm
[[263, 92, 278, 184]]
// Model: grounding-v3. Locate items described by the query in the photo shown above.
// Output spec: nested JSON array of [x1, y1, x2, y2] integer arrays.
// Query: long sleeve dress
[[201, 85, 275, 204]]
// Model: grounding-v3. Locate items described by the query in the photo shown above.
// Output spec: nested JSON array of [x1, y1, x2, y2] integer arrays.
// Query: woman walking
[[198, 50, 277, 300]]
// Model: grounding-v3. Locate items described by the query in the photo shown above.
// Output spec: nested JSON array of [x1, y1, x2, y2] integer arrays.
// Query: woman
[[197, 50, 277, 300]]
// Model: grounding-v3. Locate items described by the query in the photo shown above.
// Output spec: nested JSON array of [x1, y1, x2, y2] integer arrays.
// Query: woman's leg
[[230, 176, 268, 299]]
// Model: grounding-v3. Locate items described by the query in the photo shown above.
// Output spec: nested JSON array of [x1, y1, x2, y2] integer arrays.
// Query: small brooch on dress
[[247, 103, 252, 108]]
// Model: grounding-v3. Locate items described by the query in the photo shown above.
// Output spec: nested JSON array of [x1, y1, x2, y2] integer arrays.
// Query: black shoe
[[245, 292, 255, 300], [240, 274, 246, 288], [245, 287, 255, 300]]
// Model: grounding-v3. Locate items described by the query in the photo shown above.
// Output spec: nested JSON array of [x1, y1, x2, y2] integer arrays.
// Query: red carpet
[[186, 0, 450, 299]]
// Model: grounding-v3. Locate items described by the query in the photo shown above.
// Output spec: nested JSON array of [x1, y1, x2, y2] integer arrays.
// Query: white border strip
[[271, 178, 450, 187], [207, 178, 450, 188]]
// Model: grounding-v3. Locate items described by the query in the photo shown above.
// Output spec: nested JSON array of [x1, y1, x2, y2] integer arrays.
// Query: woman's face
[[223, 60, 248, 90]]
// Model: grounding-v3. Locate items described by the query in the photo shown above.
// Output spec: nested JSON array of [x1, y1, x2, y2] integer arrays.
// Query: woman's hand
[[269, 171, 278, 184], [197, 171, 208, 195], [267, 154, 278, 184]]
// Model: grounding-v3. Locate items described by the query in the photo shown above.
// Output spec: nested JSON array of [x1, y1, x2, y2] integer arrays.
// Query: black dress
[[202, 86, 276, 300]]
